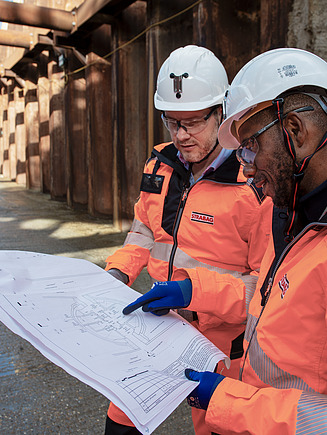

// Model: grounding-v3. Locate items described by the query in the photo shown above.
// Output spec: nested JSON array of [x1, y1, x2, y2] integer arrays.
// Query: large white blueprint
[[0, 251, 230, 434]]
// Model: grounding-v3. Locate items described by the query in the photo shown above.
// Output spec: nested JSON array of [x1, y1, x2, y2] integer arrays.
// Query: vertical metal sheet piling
[[65, 51, 88, 207], [38, 52, 51, 193], [0, 87, 4, 175], [85, 25, 113, 217], [2, 85, 10, 179], [14, 86, 26, 185], [48, 55, 66, 199], [115, 1, 147, 230], [8, 81, 16, 180]]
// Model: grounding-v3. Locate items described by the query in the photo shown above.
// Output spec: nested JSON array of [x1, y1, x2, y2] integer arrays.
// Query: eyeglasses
[[161, 107, 217, 135], [236, 105, 314, 166]]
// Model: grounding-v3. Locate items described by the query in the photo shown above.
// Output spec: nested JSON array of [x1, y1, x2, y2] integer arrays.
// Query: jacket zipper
[[168, 186, 190, 280], [166, 178, 244, 281]]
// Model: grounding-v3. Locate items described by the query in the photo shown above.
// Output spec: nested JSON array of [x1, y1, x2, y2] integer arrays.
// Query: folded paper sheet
[[0, 251, 230, 434]]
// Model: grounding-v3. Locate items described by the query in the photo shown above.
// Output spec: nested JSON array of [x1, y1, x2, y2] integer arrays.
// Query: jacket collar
[[298, 179, 327, 225]]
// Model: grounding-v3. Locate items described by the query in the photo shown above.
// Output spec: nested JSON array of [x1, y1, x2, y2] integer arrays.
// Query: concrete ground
[[0, 180, 194, 435]]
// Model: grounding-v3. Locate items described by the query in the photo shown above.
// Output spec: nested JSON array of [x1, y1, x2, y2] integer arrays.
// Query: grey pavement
[[0, 179, 194, 435]]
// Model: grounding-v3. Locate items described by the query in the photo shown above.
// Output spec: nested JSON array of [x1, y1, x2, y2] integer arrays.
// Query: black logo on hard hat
[[170, 73, 189, 99]]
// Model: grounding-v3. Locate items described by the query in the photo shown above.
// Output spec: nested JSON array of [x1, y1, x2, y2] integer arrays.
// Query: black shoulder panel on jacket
[[151, 144, 189, 181]]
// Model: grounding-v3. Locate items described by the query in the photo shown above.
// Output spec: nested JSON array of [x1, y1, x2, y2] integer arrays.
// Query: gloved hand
[[185, 369, 225, 410], [108, 268, 129, 285], [122, 279, 192, 316]]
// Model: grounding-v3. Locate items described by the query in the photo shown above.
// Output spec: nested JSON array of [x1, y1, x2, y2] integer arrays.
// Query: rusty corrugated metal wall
[[0, 0, 326, 229]]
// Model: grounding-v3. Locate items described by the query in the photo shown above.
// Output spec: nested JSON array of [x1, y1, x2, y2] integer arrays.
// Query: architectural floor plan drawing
[[0, 251, 230, 434]]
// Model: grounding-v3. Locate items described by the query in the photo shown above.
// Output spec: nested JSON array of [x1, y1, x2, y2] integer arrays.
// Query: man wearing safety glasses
[[124, 48, 327, 433], [104, 45, 272, 434]]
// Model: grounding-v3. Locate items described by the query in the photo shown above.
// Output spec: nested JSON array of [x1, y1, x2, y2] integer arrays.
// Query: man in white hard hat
[[105, 45, 272, 434], [124, 47, 327, 433]]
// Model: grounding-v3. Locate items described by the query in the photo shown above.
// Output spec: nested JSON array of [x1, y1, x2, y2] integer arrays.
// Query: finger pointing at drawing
[[122, 279, 192, 316]]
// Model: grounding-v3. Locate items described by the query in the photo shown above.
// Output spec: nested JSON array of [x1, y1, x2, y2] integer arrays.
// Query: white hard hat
[[218, 47, 327, 149], [154, 45, 229, 111]]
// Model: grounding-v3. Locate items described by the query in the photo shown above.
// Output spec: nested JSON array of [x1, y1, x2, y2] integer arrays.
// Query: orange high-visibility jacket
[[106, 143, 272, 432], [106, 142, 272, 360], [174, 213, 327, 434]]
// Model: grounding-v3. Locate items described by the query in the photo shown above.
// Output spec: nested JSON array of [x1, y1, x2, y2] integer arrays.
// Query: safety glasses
[[236, 105, 314, 166], [161, 106, 217, 135]]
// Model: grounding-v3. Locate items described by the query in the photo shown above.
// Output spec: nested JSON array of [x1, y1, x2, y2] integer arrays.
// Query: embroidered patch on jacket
[[140, 173, 164, 194], [190, 211, 214, 225], [278, 274, 289, 299]]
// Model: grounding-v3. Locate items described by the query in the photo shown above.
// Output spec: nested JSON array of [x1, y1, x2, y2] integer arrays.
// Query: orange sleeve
[[247, 197, 273, 272], [172, 267, 247, 325], [206, 377, 305, 435], [105, 193, 153, 285], [107, 402, 136, 427]]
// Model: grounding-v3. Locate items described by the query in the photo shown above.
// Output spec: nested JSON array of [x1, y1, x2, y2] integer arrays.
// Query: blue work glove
[[122, 279, 192, 316], [185, 369, 225, 410]]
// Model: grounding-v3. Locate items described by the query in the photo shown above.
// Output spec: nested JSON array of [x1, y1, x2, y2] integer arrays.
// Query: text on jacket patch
[[190, 211, 214, 225], [278, 274, 289, 299]]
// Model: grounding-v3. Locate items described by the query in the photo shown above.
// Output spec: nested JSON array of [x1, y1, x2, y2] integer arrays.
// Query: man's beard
[[272, 157, 295, 208]]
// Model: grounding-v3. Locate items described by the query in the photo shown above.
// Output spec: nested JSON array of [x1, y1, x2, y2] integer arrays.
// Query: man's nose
[[176, 124, 190, 140], [243, 163, 256, 179]]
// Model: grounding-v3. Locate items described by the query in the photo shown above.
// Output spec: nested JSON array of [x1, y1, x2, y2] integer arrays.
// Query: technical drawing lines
[[117, 370, 185, 413], [64, 291, 181, 352]]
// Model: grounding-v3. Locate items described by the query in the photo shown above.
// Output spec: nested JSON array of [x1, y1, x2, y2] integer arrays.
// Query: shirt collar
[[177, 148, 233, 185]]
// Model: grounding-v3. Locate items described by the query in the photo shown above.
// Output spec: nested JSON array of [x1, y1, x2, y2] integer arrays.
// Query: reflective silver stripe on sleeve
[[151, 241, 244, 276], [151, 242, 254, 319], [296, 391, 327, 434], [123, 219, 154, 250], [245, 314, 315, 392], [240, 274, 258, 316]]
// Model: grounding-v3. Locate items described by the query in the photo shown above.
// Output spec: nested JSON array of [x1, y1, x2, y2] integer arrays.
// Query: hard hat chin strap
[[273, 97, 327, 241], [193, 112, 222, 165], [193, 139, 219, 165]]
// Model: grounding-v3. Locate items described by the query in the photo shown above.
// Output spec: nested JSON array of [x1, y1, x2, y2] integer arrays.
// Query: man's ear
[[284, 112, 319, 162], [284, 112, 307, 148]]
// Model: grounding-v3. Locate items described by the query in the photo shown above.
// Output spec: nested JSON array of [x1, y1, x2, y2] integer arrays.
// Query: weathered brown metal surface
[[25, 68, 41, 190], [65, 51, 88, 206], [85, 25, 113, 217], [0, 87, 4, 175], [48, 58, 66, 199], [114, 1, 147, 228], [193, 0, 293, 81], [146, 0, 194, 151], [0, 0, 73, 32], [0, 0, 323, 226], [38, 52, 50, 192], [2, 86, 10, 178], [2, 70, 25, 89], [193, 0, 260, 81], [260, 0, 293, 52], [74, 0, 118, 31], [14, 86, 26, 185], [0, 88, 5, 176], [0, 30, 33, 49], [8, 83, 16, 180], [0, 0, 137, 37]]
